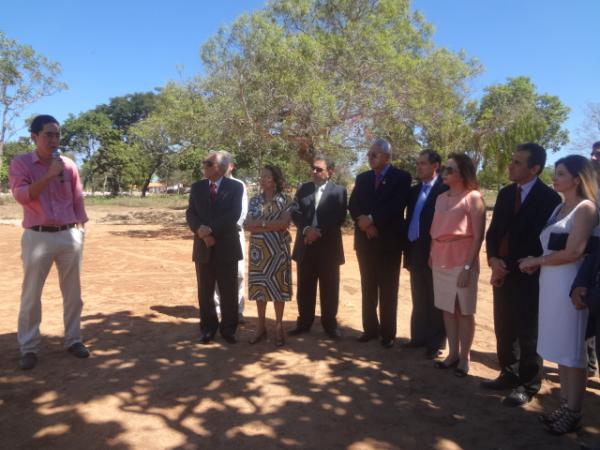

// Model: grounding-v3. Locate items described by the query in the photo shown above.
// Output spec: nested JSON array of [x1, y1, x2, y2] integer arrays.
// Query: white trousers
[[215, 230, 245, 316], [18, 227, 85, 354]]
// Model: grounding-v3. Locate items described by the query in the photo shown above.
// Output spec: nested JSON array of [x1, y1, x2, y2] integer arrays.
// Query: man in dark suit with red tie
[[483, 143, 561, 406], [186, 150, 244, 344], [288, 155, 348, 339], [349, 139, 412, 348], [403, 149, 448, 359]]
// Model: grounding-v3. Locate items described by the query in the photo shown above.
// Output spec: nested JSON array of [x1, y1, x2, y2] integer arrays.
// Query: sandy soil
[[0, 203, 599, 450]]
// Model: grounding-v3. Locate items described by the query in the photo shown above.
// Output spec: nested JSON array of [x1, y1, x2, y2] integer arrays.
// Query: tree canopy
[[0, 31, 67, 174]]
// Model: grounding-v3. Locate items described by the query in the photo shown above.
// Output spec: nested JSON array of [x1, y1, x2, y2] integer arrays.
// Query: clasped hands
[[303, 227, 322, 245], [196, 225, 216, 248], [356, 215, 379, 240]]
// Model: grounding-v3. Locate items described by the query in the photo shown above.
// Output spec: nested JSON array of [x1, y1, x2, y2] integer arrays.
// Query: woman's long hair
[[555, 155, 598, 204], [448, 153, 478, 190]]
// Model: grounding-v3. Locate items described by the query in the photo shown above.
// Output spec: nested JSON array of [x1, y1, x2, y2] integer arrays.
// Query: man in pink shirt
[[9, 114, 90, 370]]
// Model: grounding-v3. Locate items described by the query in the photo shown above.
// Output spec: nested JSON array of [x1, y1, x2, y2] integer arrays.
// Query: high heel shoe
[[249, 329, 267, 344], [454, 361, 470, 378], [434, 358, 459, 369]]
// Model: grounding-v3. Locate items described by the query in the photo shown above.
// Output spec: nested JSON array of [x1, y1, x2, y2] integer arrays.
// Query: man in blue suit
[[403, 149, 448, 359]]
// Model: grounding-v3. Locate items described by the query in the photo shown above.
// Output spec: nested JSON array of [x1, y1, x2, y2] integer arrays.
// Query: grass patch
[[83, 194, 189, 209]]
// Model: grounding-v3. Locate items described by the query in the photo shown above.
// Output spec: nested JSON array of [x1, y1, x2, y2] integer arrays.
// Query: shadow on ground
[[2, 310, 598, 449]]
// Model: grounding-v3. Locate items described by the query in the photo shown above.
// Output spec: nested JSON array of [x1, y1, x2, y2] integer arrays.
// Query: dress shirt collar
[[374, 163, 391, 179], [518, 177, 537, 201], [210, 177, 224, 190]]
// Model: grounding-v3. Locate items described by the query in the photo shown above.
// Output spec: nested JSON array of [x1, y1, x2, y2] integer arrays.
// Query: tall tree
[[199, 0, 479, 178], [0, 31, 67, 175], [575, 102, 600, 151], [61, 110, 113, 193], [472, 76, 569, 187]]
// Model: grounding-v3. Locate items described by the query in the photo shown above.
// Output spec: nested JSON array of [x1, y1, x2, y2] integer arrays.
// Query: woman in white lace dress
[[519, 155, 598, 435]]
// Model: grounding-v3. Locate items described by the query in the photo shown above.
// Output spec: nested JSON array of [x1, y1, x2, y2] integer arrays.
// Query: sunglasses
[[312, 166, 325, 173], [202, 160, 214, 167], [443, 166, 457, 174]]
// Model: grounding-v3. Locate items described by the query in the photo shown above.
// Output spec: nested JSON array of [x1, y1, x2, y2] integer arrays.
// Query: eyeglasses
[[367, 152, 380, 158], [443, 166, 457, 174], [202, 160, 214, 167], [42, 132, 61, 139], [312, 166, 324, 173]]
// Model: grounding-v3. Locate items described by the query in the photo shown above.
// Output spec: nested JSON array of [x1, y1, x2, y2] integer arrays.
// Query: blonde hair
[[555, 155, 598, 204]]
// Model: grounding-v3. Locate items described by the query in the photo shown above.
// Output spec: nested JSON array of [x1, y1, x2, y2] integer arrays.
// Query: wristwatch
[[463, 264, 472, 271]]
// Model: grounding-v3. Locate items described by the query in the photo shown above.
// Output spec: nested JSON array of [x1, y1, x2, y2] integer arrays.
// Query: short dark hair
[[593, 141, 600, 151], [515, 142, 547, 175], [29, 115, 59, 134], [447, 152, 478, 190], [263, 164, 286, 193], [313, 154, 335, 170], [419, 149, 441, 165]]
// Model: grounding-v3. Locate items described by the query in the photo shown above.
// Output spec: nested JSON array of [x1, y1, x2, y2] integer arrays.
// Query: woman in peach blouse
[[430, 153, 486, 377]]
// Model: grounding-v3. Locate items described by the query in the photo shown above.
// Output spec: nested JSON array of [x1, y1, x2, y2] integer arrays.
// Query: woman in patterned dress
[[244, 165, 292, 346]]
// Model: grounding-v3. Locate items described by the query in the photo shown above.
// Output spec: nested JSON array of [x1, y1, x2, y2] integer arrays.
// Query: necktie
[[499, 186, 523, 257], [407, 184, 431, 242], [312, 184, 325, 227], [374, 171, 384, 189], [514, 186, 522, 213], [210, 182, 217, 204]]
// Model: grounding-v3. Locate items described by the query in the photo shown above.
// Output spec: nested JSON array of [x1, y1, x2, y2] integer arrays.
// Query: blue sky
[[2, 0, 598, 162]]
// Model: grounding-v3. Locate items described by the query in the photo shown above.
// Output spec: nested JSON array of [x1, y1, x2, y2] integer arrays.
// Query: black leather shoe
[[325, 329, 341, 340], [19, 352, 37, 370], [222, 335, 237, 344], [480, 373, 519, 391], [67, 342, 90, 359], [287, 327, 310, 336], [381, 339, 394, 349], [199, 332, 214, 344], [357, 333, 377, 343], [503, 387, 531, 407]]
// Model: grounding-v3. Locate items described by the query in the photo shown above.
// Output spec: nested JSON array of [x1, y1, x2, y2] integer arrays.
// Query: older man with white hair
[[349, 139, 412, 348], [186, 150, 244, 344], [214, 151, 248, 323]]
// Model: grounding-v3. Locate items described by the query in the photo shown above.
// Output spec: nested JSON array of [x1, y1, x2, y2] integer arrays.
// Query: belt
[[29, 224, 76, 232]]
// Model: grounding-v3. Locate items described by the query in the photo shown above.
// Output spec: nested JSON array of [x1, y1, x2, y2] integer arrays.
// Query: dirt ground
[[0, 202, 599, 450]]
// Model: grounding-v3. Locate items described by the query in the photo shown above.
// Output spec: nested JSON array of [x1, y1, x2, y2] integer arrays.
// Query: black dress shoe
[[67, 342, 90, 359], [381, 339, 394, 349], [287, 327, 310, 336], [325, 329, 341, 340], [19, 352, 37, 370], [480, 373, 519, 391], [199, 333, 214, 344], [503, 387, 531, 407], [357, 333, 377, 343], [222, 335, 237, 344]]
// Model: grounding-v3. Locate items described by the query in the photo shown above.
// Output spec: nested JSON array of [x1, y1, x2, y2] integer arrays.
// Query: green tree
[[472, 76, 569, 188], [0, 31, 67, 176], [61, 110, 113, 193], [0, 137, 33, 189], [95, 91, 158, 134], [199, 0, 479, 180]]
